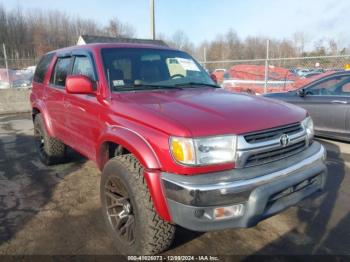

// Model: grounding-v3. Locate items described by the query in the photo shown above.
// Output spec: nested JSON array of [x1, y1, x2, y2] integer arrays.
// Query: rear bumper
[[161, 142, 327, 231]]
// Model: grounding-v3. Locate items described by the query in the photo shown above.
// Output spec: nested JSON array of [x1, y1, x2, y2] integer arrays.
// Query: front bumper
[[161, 142, 327, 231]]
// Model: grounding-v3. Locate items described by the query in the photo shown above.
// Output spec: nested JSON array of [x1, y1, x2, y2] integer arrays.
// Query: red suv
[[30, 43, 327, 255]]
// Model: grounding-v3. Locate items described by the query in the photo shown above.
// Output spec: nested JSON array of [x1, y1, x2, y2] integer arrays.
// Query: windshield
[[101, 48, 215, 91]]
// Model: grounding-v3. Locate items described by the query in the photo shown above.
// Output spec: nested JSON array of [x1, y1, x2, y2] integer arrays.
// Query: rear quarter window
[[33, 53, 54, 83]]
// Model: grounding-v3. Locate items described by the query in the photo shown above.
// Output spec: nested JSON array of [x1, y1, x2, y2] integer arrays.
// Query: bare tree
[[105, 17, 136, 38], [0, 5, 136, 60], [168, 30, 194, 54], [312, 38, 327, 56], [328, 39, 338, 55], [0, 4, 346, 70], [223, 29, 241, 60], [244, 36, 267, 59], [293, 32, 307, 56]]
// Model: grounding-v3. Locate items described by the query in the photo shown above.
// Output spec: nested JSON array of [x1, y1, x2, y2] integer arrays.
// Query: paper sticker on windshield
[[176, 58, 200, 71], [113, 80, 124, 87]]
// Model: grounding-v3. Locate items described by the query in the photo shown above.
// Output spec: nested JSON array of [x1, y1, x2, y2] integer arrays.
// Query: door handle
[[331, 100, 348, 104]]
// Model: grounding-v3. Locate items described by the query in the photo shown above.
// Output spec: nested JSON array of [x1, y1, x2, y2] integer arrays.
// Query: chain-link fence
[[202, 55, 350, 94], [0, 58, 38, 89]]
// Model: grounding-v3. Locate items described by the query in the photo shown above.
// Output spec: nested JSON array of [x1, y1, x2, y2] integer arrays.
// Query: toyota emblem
[[280, 134, 290, 147]]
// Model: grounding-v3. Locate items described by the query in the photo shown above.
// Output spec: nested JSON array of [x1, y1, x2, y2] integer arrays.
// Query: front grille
[[244, 122, 303, 144], [245, 140, 306, 167]]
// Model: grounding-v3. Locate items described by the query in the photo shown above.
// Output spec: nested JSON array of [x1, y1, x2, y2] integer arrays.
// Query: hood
[[110, 88, 307, 137]]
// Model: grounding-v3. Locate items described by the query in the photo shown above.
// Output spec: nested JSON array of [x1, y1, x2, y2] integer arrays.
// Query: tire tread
[[109, 154, 175, 254]]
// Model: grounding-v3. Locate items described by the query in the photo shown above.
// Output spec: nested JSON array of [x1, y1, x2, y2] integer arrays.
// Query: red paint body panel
[[144, 170, 171, 221], [30, 43, 308, 221], [110, 89, 306, 137]]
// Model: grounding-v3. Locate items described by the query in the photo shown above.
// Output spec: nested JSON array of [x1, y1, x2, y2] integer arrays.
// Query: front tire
[[100, 154, 175, 255]]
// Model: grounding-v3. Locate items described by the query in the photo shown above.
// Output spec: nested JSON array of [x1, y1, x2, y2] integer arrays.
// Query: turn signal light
[[214, 204, 244, 220]]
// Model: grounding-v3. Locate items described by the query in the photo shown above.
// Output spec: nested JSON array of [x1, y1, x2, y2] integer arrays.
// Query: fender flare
[[96, 125, 161, 171], [96, 126, 172, 221], [31, 101, 55, 137]]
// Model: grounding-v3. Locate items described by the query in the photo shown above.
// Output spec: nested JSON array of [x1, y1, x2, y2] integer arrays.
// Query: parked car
[[295, 68, 312, 77], [301, 71, 322, 79], [222, 64, 298, 94], [265, 71, 350, 142], [30, 43, 327, 255], [211, 68, 226, 84], [12, 79, 32, 88], [0, 67, 34, 88]]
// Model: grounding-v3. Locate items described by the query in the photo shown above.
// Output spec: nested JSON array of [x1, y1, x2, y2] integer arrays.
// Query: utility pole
[[264, 39, 270, 94], [2, 43, 10, 88], [150, 0, 155, 40]]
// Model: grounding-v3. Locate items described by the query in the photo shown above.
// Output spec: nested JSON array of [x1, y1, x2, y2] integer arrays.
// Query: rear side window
[[33, 53, 54, 83], [50, 57, 72, 87]]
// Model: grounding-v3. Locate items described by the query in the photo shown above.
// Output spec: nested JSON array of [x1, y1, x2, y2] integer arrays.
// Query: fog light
[[194, 209, 205, 218], [214, 204, 244, 220]]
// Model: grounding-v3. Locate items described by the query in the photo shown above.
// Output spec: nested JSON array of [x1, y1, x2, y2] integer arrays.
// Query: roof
[[50, 42, 174, 56], [77, 35, 168, 47]]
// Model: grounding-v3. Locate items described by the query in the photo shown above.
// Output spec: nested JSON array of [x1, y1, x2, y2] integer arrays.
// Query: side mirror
[[297, 88, 306, 97], [210, 73, 218, 84], [66, 75, 94, 94]]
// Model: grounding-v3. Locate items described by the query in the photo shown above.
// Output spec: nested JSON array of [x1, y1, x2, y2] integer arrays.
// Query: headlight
[[170, 135, 237, 166], [302, 116, 314, 141]]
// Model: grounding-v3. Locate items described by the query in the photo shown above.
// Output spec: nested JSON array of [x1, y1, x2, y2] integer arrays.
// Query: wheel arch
[[97, 127, 171, 221], [31, 102, 55, 137], [96, 126, 161, 171]]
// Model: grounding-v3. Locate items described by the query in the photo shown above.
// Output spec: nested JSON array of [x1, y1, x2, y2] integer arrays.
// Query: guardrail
[[0, 88, 31, 115]]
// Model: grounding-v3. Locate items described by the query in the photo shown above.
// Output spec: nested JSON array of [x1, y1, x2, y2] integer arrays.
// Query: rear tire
[[101, 154, 175, 255], [34, 114, 66, 165]]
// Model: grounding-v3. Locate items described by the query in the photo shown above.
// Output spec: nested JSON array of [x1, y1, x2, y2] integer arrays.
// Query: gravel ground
[[0, 113, 349, 256]]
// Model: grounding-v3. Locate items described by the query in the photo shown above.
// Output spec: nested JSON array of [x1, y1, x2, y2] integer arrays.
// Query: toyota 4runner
[[30, 42, 327, 255]]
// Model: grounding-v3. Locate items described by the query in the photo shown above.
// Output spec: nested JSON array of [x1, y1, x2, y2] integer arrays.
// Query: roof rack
[[77, 35, 168, 47]]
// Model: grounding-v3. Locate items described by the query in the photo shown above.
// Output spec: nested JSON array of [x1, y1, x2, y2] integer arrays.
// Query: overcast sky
[[2, 0, 349, 49]]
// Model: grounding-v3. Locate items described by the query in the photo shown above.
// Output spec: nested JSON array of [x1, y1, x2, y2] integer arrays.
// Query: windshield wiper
[[114, 84, 182, 91], [114, 82, 219, 92], [174, 82, 220, 88], [139, 84, 183, 90]]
